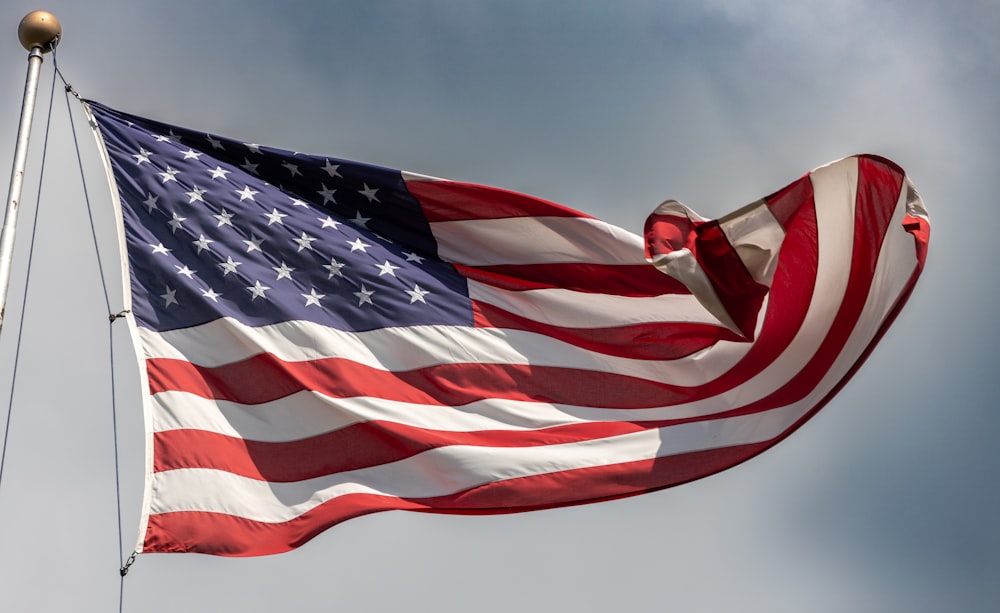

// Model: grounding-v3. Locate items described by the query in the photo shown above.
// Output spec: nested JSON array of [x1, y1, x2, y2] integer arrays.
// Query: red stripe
[[738, 156, 905, 413], [155, 419, 675, 482], [765, 172, 814, 228], [143, 440, 773, 556], [408, 179, 592, 222], [690, 221, 768, 338], [455, 262, 690, 296], [147, 355, 699, 410], [472, 300, 737, 360]]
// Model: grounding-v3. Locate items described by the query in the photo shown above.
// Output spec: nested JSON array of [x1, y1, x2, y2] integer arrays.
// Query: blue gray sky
[[0, 1, 997, 611]]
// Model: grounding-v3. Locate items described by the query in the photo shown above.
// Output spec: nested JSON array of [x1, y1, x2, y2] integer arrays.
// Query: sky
[[0, 1, 997, 611]]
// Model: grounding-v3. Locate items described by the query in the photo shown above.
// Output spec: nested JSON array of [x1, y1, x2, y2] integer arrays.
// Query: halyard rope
[[54, 45, 138, 612]]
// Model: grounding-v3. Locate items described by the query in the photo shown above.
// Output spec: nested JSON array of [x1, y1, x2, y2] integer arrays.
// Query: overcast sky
[[0, 1, 997, 611]]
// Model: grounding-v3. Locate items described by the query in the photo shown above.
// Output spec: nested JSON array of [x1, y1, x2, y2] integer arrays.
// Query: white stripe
[[155, 378, 793, 441], [648, 199, 709, 222], [139, 317, 754, 388], [719, 200, 785, 286], [431, 216, 646, 266], [468, 280, 723, 327], [152, 392, 583, 440], [646, 248, 742, 333], [868, 178, 923, 324], [149, 401, 806, 522], [401, 170, 443, 182]]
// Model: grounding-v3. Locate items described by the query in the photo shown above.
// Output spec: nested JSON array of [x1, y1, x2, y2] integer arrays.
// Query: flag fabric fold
[[86, 99, 929, 556]]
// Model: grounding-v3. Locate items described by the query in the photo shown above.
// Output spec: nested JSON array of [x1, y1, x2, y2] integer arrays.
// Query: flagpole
[[0, 11, 61, 336]]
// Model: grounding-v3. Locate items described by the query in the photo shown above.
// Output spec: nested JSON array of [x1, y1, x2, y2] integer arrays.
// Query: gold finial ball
[[18, 11, 61, 52]]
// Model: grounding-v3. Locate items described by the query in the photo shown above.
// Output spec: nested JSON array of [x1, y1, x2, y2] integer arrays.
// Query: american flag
[[87, 100, 929, 556]]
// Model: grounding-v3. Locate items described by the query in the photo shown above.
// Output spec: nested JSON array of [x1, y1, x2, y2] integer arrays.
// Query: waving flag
[[86, 100, 929, 557]]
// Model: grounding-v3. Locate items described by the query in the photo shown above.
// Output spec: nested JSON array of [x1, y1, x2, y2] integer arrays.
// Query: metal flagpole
[[0, 11, 61, 336]]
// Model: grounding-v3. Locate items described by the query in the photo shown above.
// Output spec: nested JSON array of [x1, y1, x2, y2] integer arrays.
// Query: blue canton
[[88, 101, 473, 333]]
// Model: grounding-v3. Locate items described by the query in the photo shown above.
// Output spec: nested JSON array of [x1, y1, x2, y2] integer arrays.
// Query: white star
[[318, 216, 341, 229], [175, 265, 196, 278], [273, 262, 295, 280], [302, 288, 325, 307], [186, 186, 207, 203], [264, 208, 288, 225], [202, 288, 222, 302], [192, 234, 214, 254], [317, 184, 337, 205], [169, 130, 184, 142], [208, 166, 231, 180], [153, 134, 171, 143], [404, 251, 425, 264], [167, 211, 187, 234], [346, 237, 371, 252], [219, 256, 242, 276], [405, 284, 430, 304], [245, 143, 262, 154], [213, 209, 235, 226], [282, 162, 301, 177], [293, 232, 317, 252], [150, 242, 171, 255], [132, 148, 152, 165], [160, 286, 178, 307], [323, 257, 345, 278], [289, 197, 308, 207], [359, 183, 380, 203], [182, 148, 203, 160], [241, 158, 259, 174], [206, 135, 224, 150], [142, 193, 159, 213], [376, 260, 400, 277], [350, 212, 371, 228], [246, 280, 270, 301], [158, 167, 180, 183], [323, 160, 342, 178], [242, 234, 265, 253], [236, 185, 259, 201], [354, 285, 375, 307]]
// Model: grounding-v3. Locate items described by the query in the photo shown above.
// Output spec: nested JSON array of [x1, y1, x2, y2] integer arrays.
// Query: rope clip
[[119, 551, 137, 577]]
